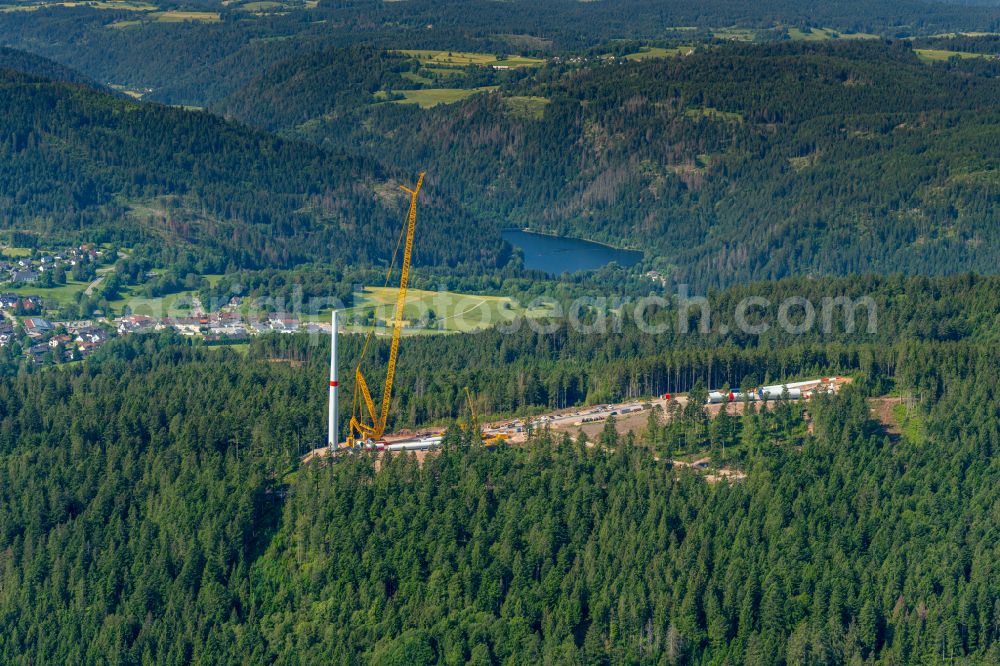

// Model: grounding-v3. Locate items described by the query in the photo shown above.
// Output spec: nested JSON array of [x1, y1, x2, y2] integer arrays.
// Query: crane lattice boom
[[347, 172, 425, 447]]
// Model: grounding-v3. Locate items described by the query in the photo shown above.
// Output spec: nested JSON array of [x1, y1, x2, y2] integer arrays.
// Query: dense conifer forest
[[268, 41, 1000, 287], [2, 1, 1000, 661], [5, 0, 1000, 101], [5, 42, 1000, 286], [1, 274, 999, 663], [0, 67, 502, 272]]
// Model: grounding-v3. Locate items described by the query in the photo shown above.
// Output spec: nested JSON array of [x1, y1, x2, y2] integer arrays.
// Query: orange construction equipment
[[346, 172, 425, 448]]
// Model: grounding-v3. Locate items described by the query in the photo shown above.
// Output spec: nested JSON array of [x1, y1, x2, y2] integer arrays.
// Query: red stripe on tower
[[330, 381, 338, 387]]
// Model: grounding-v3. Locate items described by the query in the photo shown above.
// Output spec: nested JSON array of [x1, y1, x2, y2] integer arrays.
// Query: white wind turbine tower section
[[328, 309, 339, 449]]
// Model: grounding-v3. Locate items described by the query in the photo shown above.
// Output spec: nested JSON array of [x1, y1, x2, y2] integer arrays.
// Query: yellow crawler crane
[[346, 172, 425, 448]]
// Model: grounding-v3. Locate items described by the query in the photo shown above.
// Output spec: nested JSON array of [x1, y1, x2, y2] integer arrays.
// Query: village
[[0, 244, 103, 286], [0, 242, 345, 365], [0, 293, 330, 364]]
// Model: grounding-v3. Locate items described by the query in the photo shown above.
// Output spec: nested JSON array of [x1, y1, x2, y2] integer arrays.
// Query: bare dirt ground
[[542, 399, 755, 442], [556, 402, 669, 441], [704, 468, 748, 484], [869, 397, 903, 442], [372, 449, 434, 471], [671, 457, 711, 469], [302, 446, 434, 470], [305, 383, 840, 485]]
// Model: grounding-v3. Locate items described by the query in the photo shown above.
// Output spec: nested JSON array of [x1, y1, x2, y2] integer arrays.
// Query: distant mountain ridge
[[4, 39, 1000, 287], [3, 0, 1000, 108]]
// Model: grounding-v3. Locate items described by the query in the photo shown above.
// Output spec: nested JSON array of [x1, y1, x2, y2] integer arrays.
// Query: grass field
[[239, 1, 283, 10], [2, 280, 90, 306], [114, 274, 222, 316], [914, 48, 997, 62], [108, 83, 147, 98], [0, 247, 32, 258], [2, 275, 187, 315], [254, 283, 557, 336], [423, 67, 464, 78], [712, 27, 759, 42], [503, 96, 549, 119], [2, 269, 555, 336], [787, 27, 878, 41], [401, 71, 435, 85], [926, 31, 1000, 39], [118, 290, 199, 317], [2, 0, 155, 11], [109, 9, 218, 26], [788, 153, 820, 171], [0, 272, 221, 318], [390, 87, 498, 108], [337, 286, 555, 334], [398, 50, 544, 69], [623, 46, 694, 61], [150, 10, 219, 21]]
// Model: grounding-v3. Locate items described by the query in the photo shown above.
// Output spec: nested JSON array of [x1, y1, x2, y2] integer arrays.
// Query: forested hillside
[[215, 47, 413, 131], [260, 371, 1000, 665], [1, 275, 998, 663], [5, 39, 1000, 286], [249, 41, 1000, 287], [2, 0, 999, 662], [0, 67, 503, 272], [0, 46, 95, 87], [246, 273, 1000, 431], [4, 0, 1000, 108]]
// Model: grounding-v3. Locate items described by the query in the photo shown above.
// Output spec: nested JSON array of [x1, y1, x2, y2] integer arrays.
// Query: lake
[[502, 230, 642, 275]]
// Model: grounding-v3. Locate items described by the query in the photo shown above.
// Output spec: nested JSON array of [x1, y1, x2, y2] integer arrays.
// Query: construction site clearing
[[308, 172, 851, 483], [305, 376, 852, 482]]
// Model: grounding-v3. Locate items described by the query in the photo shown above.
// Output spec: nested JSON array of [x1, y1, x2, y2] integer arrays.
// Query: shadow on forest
[[248, 478, 288, 564]]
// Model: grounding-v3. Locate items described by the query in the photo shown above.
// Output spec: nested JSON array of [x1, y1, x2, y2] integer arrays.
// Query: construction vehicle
[[345, 172, 425, 448]]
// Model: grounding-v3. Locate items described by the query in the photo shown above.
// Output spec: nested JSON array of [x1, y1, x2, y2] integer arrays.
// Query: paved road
[[83, 266, 116, 297], [83, 276, 104, 296]]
